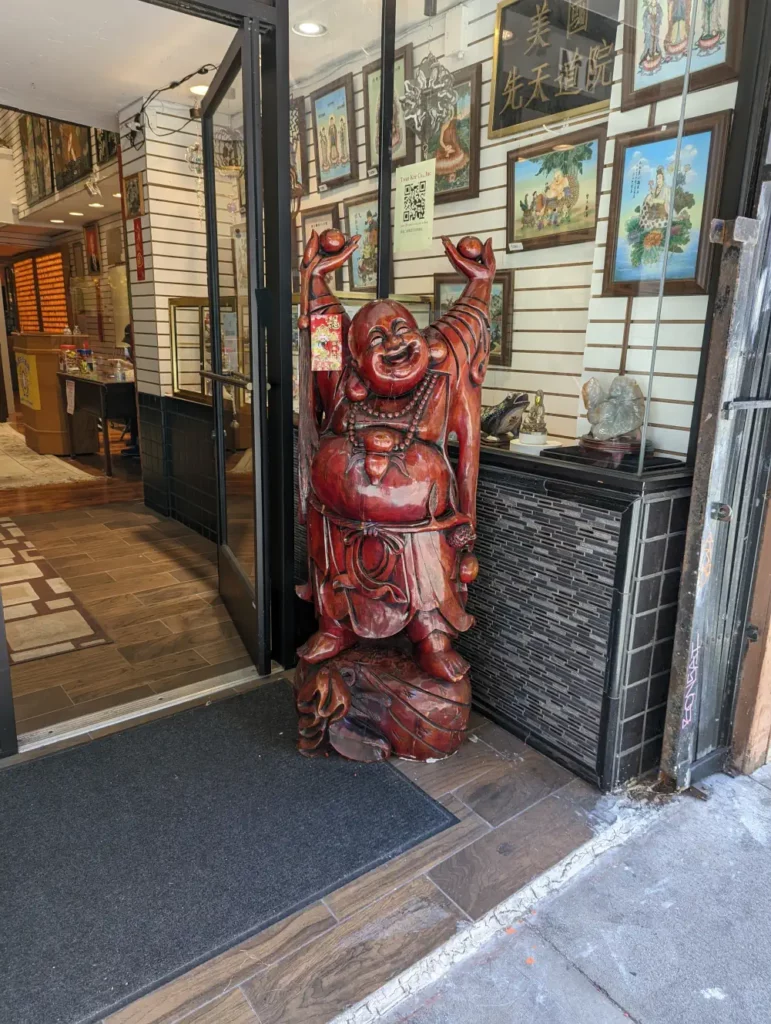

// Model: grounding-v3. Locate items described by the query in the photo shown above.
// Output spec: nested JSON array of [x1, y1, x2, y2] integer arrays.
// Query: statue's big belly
[[311, 435, 452, 523]]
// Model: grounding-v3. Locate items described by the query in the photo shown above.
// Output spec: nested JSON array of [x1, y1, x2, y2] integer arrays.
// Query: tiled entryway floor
[[8, 503, 250, 735], [87, 706, 608, 1024]]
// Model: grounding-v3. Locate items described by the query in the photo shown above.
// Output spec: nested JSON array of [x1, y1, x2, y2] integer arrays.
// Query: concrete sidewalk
[[381, 768, 771, 1024]]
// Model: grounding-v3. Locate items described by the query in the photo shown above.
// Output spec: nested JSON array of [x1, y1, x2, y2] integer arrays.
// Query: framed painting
[[603, 110, 731, 296], [621, 0, 745, 111], [363, 44, 415, 175], [343, 193, 380, 291], [310, 74, 358, 191], [434, 272, 512, 367], [50, 121, 93, 191], [488, 0, 620, 139], [123, 171, 144, 218], [290, 96, 309, 198], [94, 129, 120, 164], [301, 204, 342, 289], [506, 126, 606, 251], [18, 114, 53, 206], [424, 63, 482, 205]]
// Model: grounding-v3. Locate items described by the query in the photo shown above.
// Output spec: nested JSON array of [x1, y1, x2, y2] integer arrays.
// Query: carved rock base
[[294, 642, 471, 763]]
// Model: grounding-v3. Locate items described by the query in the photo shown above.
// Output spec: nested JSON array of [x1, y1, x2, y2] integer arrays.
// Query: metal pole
[[637, 0, 701, 474], [376, 0, 397, 299]]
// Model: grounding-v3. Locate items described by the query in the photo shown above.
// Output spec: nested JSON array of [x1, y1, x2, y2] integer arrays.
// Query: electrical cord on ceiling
[[126, 62, 219, 148]]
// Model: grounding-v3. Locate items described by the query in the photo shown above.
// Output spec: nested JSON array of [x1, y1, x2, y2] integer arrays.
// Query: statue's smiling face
[[350, 301, 429, 397]]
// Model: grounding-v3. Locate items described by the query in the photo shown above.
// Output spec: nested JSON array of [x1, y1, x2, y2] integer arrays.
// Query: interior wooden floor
[[0, 688, 605, 1024], [9, 502, 250, 735]]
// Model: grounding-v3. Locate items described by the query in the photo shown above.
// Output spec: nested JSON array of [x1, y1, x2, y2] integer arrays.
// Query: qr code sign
[[403, 180, 427, 223]]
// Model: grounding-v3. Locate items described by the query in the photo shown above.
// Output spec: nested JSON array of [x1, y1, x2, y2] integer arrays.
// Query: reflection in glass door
[[202, 29, 269, 674]]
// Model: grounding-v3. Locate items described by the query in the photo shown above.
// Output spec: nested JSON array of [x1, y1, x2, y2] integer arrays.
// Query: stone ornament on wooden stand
[[295, 228, 494, 762]]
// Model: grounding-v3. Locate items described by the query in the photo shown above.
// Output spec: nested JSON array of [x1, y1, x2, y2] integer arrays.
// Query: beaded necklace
[[346, 371, 437, 453]]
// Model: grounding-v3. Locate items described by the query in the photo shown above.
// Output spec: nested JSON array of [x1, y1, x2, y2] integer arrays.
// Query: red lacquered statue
[[295, 228, 494, 762]]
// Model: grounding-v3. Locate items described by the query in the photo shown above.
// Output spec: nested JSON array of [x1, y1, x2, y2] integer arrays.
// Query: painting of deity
[[363, 45, 415, 174], [289, 96, 309, 200], [423, 63, 481, 205], [18, 115, 53, 207], [310, 75, 358, 190], [622, 0, 745, 110], [94, 129, 120, 165], [50, 121, 93, 191], [506, 126, 605, 251], [343, 193, 380, 291], [434, 272, 512, 367], [300, 203, 342, 289], [603, 111, 731, 295]]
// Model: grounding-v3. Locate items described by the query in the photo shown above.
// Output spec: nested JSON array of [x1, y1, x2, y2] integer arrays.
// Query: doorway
[[0, 0, 293, 758]]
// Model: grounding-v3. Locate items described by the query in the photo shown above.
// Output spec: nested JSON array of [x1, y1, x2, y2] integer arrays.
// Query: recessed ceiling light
[[88, 202, 104, 208], [69, 211, 84, 217], [113, 192, 121, 198], [50, 218, 64, 223], [292, 21, 327, 36], [190, 84, 209, 97]]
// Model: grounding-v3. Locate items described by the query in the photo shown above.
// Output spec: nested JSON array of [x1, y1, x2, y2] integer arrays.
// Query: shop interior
[[0, 0, 257, 740]]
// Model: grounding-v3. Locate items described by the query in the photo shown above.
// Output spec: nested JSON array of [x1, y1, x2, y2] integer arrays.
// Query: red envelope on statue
[[310, 313, 342, 372]]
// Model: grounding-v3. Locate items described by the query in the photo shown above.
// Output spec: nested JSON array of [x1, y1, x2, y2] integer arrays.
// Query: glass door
[[201, 28, 270, 674]]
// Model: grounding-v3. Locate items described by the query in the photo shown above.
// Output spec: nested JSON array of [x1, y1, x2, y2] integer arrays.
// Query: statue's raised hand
[[441, 235, 495, 284], [299, 229, 360, 325]]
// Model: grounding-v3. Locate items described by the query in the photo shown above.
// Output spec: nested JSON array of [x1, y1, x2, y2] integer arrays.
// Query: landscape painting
[[604, 112, 731, 295], [507, 128, 605, 251], [311, 75, 358, 190]]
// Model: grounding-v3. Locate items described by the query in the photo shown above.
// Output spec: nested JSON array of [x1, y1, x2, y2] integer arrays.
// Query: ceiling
[[0, 223, 68, 259], [22, 164, 123, 231], [0, 0, 236, 129]]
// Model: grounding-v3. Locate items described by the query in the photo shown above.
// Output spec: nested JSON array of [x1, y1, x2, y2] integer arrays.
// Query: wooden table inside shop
[[57, 373, 136, 477]]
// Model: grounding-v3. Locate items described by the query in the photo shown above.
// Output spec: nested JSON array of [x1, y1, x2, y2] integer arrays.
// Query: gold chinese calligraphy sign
[[488, 0, 620, 140]]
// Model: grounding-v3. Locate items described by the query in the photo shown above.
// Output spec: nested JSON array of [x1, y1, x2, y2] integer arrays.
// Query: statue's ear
[[345, 370, 368, 402], [429, 337, 448, 366]]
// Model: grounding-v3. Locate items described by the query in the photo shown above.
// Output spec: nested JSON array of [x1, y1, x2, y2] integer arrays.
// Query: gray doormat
[[0, 680, 457, 1024]]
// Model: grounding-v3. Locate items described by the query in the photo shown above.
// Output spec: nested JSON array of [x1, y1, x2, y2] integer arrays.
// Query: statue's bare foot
[[414, 633, 470, 683], [298, 624, 356, 663]]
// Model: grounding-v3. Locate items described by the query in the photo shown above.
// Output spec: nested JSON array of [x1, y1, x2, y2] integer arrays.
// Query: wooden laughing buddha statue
[[294, 228, 494, 762]]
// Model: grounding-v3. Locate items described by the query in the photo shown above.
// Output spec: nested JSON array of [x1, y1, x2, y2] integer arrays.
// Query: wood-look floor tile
[[13, 683, 73, 722], [136, 580, 219, 606], [324, 793, 491, 921], [148, 655, 255, 694], [10, 645, 132, 697], [105, 903, 336, 1024], [169, 564, 218, 583], [171, 989, 257, 1024], [103, 563, 195, 585], [107, 619, 174, 647], [474, 721, 530, 759], [62, 650, 208, 703], [88, 595, 209, 631], [59, 554, 159, 580], [454, 748, 574, 827], [17, 685, 156, 733], [118, 622, 238, 665], [70, 573, 181, 601], [159, 602, 232, 635], [65, 571, 119, 591], [428, 786, 595, 920], [242, 876, 464, 1024], [196, 636, 248, 666], [394, 736, 514, 798], [47, 551, 98, 570]]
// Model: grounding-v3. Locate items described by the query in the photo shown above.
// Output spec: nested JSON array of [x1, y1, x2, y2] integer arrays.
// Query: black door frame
[[0, 0, 293, 757]]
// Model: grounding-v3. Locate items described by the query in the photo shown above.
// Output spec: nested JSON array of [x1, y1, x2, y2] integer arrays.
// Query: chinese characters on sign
[[489, 0, 620, 139]]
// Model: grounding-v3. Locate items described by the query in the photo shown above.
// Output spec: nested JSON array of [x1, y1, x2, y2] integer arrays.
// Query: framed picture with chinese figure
[[300, 203, 343, 290], [50, 121, 93, 190], [290, 96, 309, 199], [343, 192, 380, 291], [506, 125, 605, 250], [621, 0, 745, 111], [488, 0, 619, 140], [603, 110, 731, 296], [94, 129, 120, 165], [423, 63, 482, 205], [18, 114, 53, 206], [434, 272, 512, 367], [363, 44, 415, 175], [310, 74, 358, 191]]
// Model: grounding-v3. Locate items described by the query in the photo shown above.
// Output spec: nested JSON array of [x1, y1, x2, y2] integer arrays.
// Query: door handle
[[201, 370, 253, 392]]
